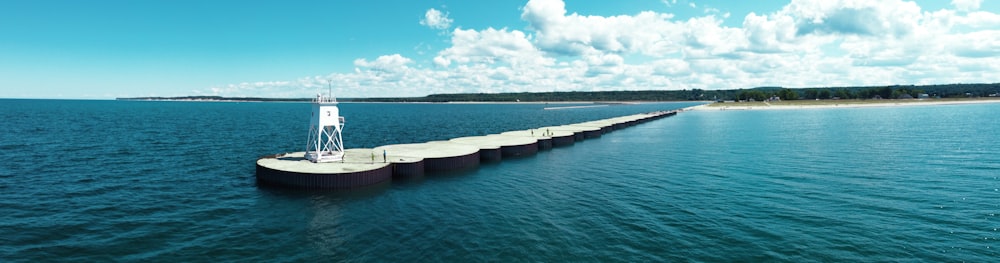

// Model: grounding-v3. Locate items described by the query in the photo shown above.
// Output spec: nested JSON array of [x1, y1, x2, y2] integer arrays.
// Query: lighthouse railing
[[314, 94, 338, 103]]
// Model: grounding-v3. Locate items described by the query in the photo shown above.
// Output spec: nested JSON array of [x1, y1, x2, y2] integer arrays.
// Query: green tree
[[777, 89, 799, 100], [818, 90, 831, 99], [803, 89, 818, 99], [834, 89, 852, 99], [738, 90, 767, 101], [878, 87, 893, 99]]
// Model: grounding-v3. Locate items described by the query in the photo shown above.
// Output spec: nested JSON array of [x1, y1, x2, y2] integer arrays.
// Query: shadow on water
[[391, 163, 489, 189], [439, 161, 496, 178], [255, 179, 393, 200], [253, 160, 487, 197], [253, 160, 489, 200]]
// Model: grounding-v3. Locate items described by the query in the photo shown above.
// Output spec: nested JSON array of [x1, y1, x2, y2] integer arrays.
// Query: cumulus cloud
[[522, 0, 686, 56], [210, 0, 1000, 98], [784, 0, 921, 38], [354, 54, 413, 72], [420, 8, 453, 30], [583, 53, 625, 76], [950, 30, 1000, 58], [742, 12, 797, 53], [434, 27, 553, 68], [952, 0, 982, 12]]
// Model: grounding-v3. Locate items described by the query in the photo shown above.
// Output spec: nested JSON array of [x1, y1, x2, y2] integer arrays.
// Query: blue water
[[1, 99, 998, 261]]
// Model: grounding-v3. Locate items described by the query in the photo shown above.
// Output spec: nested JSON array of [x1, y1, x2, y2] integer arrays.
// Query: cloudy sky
[[1, 0, 997, 99]]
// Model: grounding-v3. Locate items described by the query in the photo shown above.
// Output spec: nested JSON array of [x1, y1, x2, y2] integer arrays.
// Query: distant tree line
[[355, 90, 714, 102], [116, 96, 314, 102], [357, 83, 1000, 102], [121, 83, 1000, 102], [732, 83, 1000, 101]]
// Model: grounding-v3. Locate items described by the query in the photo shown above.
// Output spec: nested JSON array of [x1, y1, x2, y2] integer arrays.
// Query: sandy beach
[[686, 98, 1000, 111]]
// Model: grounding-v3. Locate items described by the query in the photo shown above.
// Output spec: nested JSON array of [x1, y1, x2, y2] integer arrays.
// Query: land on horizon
[[695, 97, 1000, 110], [116, 83, 1000, 103]]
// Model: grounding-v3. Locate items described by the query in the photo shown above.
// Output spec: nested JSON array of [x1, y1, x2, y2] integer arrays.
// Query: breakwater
[[256, 110, 681, 189]]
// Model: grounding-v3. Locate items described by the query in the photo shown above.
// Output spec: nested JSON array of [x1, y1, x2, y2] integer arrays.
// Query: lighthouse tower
[[305, 93, 345, 162]]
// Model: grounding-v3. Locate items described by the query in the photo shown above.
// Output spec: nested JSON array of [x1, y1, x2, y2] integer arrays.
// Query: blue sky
[[1, 0, 997, 99]]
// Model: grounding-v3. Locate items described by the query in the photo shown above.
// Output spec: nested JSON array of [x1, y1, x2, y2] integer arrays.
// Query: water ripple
[[3, 100, 999, 261]]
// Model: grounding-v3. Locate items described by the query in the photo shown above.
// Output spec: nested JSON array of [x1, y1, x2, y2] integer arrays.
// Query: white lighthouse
[[305, 93, 345, 162]]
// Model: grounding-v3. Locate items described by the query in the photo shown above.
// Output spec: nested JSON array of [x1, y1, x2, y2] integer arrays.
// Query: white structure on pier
[[305, 93, 345, 162]]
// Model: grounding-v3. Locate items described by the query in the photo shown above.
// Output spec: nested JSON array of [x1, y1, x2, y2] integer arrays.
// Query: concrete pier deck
[[451, 134, 539, 159], [256, 149, 393, 189], [561, 124, 605, 138], [525, 126, 586, 144], [256, 109, 682, 189], [501, 129, 574, 148], [374, 141, 481, 175]]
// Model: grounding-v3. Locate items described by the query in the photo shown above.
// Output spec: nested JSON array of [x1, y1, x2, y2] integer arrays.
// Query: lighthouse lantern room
[[305, 93, 345, 162]]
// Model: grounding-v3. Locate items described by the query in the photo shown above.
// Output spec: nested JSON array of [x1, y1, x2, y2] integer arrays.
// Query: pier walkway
[[256, 109, 681, 189]]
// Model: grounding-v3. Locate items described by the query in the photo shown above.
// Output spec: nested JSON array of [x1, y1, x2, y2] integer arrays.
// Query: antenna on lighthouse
[[305, 86, 345, 163]]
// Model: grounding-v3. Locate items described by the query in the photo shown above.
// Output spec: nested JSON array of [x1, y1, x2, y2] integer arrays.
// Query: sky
[[0, 0, 998, 99]]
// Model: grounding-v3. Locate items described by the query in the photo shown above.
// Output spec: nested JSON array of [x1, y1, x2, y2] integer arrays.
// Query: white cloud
[[522, 0, 687, 56], [783, 0, 922, 38], [210, 0, 1000, 98], [952, 0, 982, 12], [956, 11, 1000, 28], [583, 53, 625, 76], [353, 54, 412, 72], [949, 30, 1000, 58], [648, 59, 691, 76], [742, 12, 797, 53], [434, 27, 553, 68], [420, 8, 453, 30]]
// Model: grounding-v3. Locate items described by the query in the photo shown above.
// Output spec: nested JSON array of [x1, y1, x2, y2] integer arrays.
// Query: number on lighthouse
[[326, 111, 331, 116]]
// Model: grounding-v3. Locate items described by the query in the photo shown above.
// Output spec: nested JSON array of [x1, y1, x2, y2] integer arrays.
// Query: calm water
[[1, 99, 997, 262]]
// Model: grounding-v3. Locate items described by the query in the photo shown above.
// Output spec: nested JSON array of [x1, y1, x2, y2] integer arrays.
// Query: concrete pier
[[534, 126, 576, 141], [390, 157, 424, 178], [256, 109, 683, 189], [565, 124, 605, 138], [256, 149, 393, 189], [375, 141, 481, 175], [500, 129, 573, 148], [450, 134, 539, 159]]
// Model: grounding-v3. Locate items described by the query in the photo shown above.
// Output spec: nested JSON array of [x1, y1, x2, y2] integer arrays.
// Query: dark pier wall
[[392, 161, 425, 179], [256, 164, 393, 189], [424, 152, 481, 173], [500, 143, 539, 158]]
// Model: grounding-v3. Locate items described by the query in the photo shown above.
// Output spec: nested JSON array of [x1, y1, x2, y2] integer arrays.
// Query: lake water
[[1, 99, 997, 262]]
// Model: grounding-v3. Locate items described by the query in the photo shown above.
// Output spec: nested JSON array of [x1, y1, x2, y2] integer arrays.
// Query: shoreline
[[108, 98, 674, 104], [688, 98, 1000, 111]]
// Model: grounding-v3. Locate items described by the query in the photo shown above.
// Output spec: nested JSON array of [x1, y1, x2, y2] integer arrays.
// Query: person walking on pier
[[383, 149, 387, 163]]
